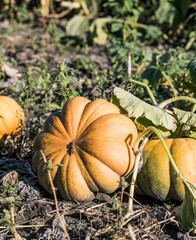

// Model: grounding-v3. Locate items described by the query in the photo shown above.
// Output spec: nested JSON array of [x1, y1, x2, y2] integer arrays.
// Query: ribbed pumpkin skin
[[137, 138, 196, 201], [0, 96, 25, 139], [32, 96, 138, 201]]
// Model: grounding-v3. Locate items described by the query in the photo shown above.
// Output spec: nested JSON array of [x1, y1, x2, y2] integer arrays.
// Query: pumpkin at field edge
[[0, 96, 25, 140], [32, 96, 138, 201], [137, 138, 196, 201]]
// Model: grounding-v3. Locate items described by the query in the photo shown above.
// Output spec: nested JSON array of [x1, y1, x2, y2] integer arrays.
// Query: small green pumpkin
[[137, 138, 196, 201]]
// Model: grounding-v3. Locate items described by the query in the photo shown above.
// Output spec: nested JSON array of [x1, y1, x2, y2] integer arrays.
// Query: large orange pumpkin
[[0, 96, 25, 140], [32, 96, 138, 201], [137, 138, 196, 201]]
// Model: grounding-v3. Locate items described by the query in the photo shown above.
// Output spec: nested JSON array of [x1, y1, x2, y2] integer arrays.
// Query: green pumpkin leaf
[[112, 87, 176, 133], [111, 22, 123, 32], [173, 108, 196, 127], [66, 15, 89, 37], [188, 130, 196, 140], [176, 181, 196, 234], [140, 52, 172, 89]]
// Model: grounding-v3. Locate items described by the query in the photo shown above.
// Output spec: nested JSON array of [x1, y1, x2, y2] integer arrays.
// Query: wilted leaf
[[66, 15, 89, 37], [113, 87, 176, 132], [173, 108, 196, 127], [90, 18, 111, 45], [0, 171, 19, 187], [1, 63, 21, 80]]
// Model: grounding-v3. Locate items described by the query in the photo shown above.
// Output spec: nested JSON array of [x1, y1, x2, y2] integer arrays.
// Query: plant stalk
[[191, 104, 196, 113], [127, 51, 131, 78], [0, 224, 46, 229], [121, 79, 158, 106], [159, 96, 196, 109], [125, 137, 149, 218], [161, 71, 178, 98], [10, 205, 17, 240]]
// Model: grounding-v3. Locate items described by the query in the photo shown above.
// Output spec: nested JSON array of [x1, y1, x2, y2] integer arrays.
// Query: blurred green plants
[[140, 49, 196, 98], [0, 180, 21, 238], [1, 0, 195, 49]]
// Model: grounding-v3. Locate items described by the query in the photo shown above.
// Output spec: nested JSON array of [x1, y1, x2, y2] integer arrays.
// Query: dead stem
[[47, 7, 74, 18], [126, 137, 149, 218], [10, 205, 17, 240], [40, 150, 71, 240], [128, 223, 136, 240], [0, 224, 46, 229], [116, 186, 124, 227]]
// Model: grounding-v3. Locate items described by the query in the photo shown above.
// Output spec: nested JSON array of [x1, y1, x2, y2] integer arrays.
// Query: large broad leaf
[[173, 108, 196, 127], [66, 15, 89, 37], [112, 87, 176, 133]]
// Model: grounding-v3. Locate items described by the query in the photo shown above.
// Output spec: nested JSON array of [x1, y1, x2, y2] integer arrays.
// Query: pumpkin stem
[[161, 71, 178, 98], [66, 141, 75, 156], [121, 79, 158, 106], [158, 96, 196, 109]]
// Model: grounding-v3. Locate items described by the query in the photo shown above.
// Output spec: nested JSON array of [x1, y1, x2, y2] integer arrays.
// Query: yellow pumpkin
[[32, 96, 138, 201], [137, 138, 196, 201], [0, 96, 25, 140]]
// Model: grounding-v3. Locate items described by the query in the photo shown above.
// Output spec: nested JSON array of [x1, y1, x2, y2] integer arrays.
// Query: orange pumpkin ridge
[[0, 96, 25, 139], [32, 96, 138, 201]]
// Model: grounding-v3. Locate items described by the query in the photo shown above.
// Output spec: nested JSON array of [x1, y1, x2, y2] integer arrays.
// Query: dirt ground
[[0, 20, 194, 240]]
